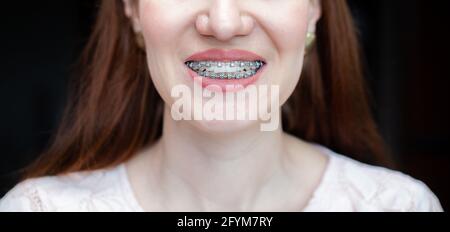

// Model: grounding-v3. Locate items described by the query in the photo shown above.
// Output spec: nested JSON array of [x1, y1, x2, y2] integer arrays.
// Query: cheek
[[261, 2, 310, 56], [261, 4, 310, 104], [137, 2, 192, 103], [138, 3, 184, 49]]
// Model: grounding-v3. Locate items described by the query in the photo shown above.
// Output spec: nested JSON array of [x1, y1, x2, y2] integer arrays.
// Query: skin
[[123, 0, 328, 211]]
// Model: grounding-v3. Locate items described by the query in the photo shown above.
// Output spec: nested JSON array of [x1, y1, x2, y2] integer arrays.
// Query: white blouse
[[0, 145, 444, 212]]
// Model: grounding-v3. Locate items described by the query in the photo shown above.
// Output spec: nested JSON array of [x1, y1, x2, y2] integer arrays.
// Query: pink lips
[[186, 49, 266, 62], [184, 49, 267, 92]]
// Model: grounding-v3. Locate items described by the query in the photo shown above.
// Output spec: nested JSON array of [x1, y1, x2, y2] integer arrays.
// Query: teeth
[[186, 60, 264, 79]]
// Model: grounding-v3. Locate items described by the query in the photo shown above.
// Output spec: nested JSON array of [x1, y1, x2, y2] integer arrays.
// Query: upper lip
[[185, 49, 266, 62]]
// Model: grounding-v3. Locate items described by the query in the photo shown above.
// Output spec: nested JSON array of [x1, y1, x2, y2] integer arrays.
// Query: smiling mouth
[[185, 60, 266, 80]]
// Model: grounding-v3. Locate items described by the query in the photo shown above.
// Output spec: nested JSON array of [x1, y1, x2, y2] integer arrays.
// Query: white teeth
[[186, 60, 264, 79]]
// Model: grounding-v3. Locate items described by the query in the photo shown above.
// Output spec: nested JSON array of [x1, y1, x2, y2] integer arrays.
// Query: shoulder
[[313, 146, 444, 212], [0, 165, 132, 212]]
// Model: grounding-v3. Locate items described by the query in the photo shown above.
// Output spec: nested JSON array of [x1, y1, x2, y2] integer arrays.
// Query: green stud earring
[[136, 32, 146, 50], [305, 32, 316, 55]]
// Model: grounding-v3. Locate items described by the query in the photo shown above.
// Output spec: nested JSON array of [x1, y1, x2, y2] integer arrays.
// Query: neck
[[152, 107, 288, 211]]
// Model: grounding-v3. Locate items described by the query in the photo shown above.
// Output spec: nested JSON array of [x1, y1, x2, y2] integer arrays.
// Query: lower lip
[[185, 64, 267, 92]]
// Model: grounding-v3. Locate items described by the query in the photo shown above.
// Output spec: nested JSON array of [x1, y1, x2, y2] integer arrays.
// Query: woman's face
[[124, 0, 321, 133]]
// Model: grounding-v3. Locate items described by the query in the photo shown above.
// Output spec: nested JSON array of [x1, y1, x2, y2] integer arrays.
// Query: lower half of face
[[137, 0, 314, 132]]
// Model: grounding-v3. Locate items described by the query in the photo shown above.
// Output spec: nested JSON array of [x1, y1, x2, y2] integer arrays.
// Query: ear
[[307, 0, 322, 33], [123, 0, 142, 33]]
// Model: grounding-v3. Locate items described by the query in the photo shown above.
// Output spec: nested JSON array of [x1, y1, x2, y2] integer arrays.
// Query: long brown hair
[[24, 0, 393, 179]]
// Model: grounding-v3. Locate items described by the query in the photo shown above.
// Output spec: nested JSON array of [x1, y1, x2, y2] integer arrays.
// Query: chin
[[189, 119, 260, 134]]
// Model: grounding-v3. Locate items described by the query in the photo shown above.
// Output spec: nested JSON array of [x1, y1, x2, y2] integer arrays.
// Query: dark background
[[1, 1, 449, 211]]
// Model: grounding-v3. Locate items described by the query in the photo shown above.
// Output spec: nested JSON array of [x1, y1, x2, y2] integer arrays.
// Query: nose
[[196, 0, 255, 41]]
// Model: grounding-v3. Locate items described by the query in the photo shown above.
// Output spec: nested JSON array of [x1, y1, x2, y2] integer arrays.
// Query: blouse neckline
[[117, 144, 337, 212]]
